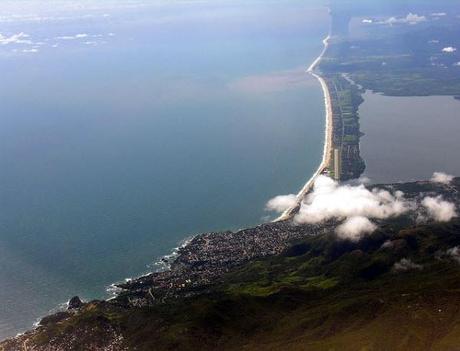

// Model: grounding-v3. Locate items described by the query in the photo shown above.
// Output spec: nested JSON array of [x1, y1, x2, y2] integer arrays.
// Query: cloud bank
[[0, 31, 116, 55], [422, 196, 457, 222], [385, 13, 426, 25], [447, 247, 460, 264], [431, 171, 454, 184], [0, 32, 32, 45], [393, 258, 423, 272], [294, 175, 409, 225], [56, 33, 88, 40], [266, 172, 458, 241], [336, 216, 377, 241], [22, 48, 38, 53], [442, 47, 457, 53], [266, 194, 297, 213]]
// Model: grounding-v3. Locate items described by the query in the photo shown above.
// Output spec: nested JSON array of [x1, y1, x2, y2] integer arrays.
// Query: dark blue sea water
[[0, 0, 328, 338]]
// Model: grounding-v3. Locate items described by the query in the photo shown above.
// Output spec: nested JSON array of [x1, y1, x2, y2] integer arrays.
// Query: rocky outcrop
[[67, 296, 83, 310]]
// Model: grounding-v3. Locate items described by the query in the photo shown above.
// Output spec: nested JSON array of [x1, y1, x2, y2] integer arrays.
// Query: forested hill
[[2, 178, 460, 351]]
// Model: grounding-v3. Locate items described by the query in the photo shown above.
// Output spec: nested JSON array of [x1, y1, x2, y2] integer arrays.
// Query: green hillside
[[3, 217, 460, 351]]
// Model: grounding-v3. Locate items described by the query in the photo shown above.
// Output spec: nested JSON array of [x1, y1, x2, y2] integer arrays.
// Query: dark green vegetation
[[321, 16, 460, 97], [320, 8, 460, 182], [325, 74, 365, 180], [3, 177, 460, 350]]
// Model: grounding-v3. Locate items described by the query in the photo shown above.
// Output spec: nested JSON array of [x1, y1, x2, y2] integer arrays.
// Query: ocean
[[0, 0, 329, 338]]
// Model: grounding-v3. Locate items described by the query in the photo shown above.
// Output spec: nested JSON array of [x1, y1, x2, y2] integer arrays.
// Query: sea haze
[[0, 0, 329, 339]]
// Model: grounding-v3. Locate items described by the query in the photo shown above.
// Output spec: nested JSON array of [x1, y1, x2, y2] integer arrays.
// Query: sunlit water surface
[[0, 0, 329, 338]]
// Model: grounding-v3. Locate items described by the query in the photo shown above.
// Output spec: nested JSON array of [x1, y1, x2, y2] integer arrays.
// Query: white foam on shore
[[29, 300, 69, 332], [275, 34, 332, 222], [105, 235, 196, 299], [150, 235, 195, 272]]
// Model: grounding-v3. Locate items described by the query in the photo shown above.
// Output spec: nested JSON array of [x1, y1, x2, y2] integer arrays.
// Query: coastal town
[[114, 221, 329, 306], [113, 175, 459, 308]]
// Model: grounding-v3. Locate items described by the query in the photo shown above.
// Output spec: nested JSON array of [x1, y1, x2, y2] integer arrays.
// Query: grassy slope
[[4, 220, 460, 351]]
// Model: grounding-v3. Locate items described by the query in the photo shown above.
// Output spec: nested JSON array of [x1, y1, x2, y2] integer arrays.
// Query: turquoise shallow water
[[0, 0, 328, 338]]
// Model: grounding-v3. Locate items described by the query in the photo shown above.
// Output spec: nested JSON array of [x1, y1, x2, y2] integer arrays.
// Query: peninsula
[[275, 35, 333, 221], [277, 33, 366, 221]]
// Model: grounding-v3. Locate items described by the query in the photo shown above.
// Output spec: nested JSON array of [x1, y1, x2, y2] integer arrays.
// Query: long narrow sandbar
[[275, 35, 332, 222]]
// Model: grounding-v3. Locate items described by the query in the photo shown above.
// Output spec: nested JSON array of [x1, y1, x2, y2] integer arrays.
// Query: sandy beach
[[275, 35, 333, 221]]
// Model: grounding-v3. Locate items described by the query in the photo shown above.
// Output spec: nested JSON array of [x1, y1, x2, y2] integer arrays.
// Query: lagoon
[[359, 91, 460, 183]]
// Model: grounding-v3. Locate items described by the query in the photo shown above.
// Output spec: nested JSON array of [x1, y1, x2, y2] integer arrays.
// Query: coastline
[[275, 35, 333, 221], [0, 34, 334, 342], [107, 34, 334, 301]]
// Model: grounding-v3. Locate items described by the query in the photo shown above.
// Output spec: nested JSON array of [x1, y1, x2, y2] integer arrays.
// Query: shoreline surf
[[275, 34, 333, 222]]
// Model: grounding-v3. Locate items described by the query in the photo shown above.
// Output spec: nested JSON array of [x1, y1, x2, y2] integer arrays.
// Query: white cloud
[[56, 33, 88, 40], [436, 247, 460, 264], [442, 47, 457, 53], [432, 12, 447, 17], [0, 32, 32, 45], [265, 194, 297, 213], [381, 240, 394, 249], [336, 216, 377, 241], [446, 246, 460, 263], [447, 247, 460, 264], [362, 19, 373, 24], [56, 36, 76, 40], [384, 13, 426, 25], [344, 176, 371, 186], [266, 171, 458, 241], [422, 196, 457, 222], [266, 176, 410, 240], [293, 175, 410, 225], [405, 13, 427, 24], [393, 258, 423, 272], [22, 48, 38, 53], [431, 172, 454, 184], [0, 1, 152, 24], [0, 13, 114, 24]]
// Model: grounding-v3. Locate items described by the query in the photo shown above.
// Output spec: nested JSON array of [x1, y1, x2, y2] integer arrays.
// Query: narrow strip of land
[[275, 35, 333, 221]]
